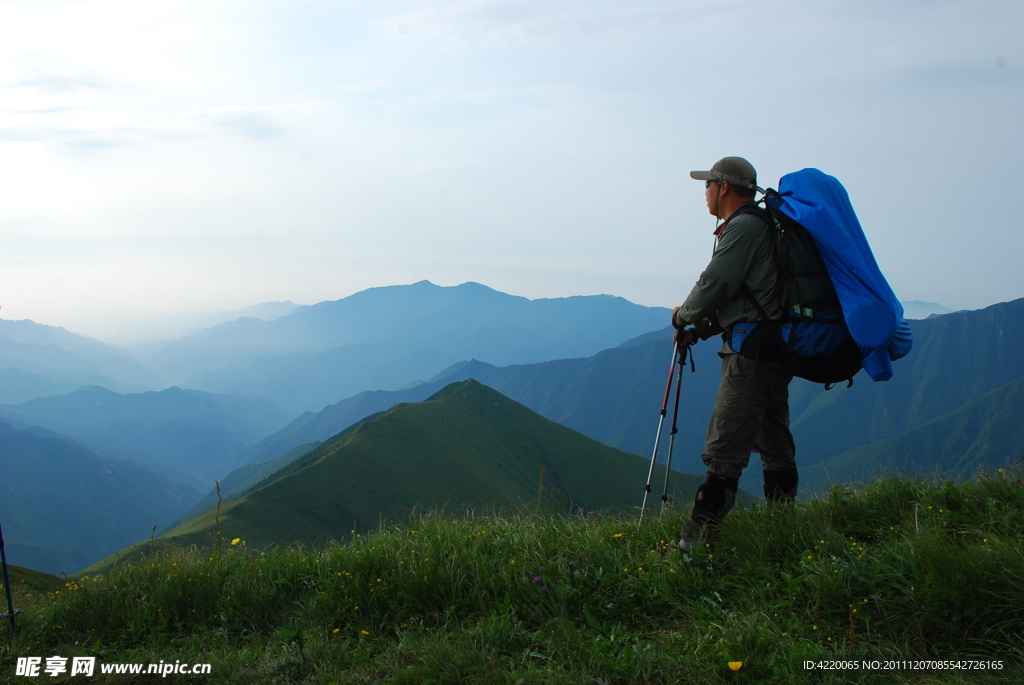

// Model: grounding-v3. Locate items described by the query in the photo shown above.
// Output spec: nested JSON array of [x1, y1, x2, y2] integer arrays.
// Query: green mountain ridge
[[803, 373, 1024, 490], [171, 442, 324, 529], [211, 331, 720, 497], [89, 380, 707, 574], [789, 297, 1024, 469]]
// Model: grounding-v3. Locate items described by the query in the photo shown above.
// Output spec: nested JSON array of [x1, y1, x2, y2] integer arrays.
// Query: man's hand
[[673, 327, 696, 348], [672, 306, 685, 329]]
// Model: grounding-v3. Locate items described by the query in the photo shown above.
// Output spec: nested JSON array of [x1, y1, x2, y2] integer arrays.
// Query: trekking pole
[[660, 344, 695, 508], [639, 342, 679, 527], [0, 515, 22, 632]]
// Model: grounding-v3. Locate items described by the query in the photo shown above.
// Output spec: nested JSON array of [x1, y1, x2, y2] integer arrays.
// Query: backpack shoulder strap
[[728, 200, 783, 323], [726, 201, 772, 227]]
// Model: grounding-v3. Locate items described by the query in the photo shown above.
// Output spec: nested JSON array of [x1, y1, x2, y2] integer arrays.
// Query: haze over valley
[[2, 280, 1021, 576]]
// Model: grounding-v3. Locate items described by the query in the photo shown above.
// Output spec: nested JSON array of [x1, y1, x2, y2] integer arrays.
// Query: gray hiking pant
[[702, 352, 796, 480]]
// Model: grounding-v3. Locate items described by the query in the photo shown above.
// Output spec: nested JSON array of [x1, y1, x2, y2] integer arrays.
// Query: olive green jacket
[[676, 205, 782, 351]]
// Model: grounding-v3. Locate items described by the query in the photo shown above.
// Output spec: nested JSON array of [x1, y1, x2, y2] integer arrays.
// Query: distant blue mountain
[[0, 386, 294, 489], [0, 367, 79, 405], [901, 300, 953, 320], [0, 422, 201, 575], [149, 281, 671, 412], [0, 318, 162, 393], [193, 301, 303, 329]]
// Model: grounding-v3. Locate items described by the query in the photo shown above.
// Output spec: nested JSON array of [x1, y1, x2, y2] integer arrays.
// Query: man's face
[[704, 179, 721, 218]]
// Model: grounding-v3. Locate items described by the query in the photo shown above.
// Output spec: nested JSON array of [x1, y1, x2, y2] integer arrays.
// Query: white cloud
[[375, 1, 726, 52], [0, 0, 1021, 342]]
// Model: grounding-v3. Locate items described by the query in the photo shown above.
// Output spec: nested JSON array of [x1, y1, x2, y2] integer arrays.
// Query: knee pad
[[763, 468, 799, 503], [691, 472, 738, 524]]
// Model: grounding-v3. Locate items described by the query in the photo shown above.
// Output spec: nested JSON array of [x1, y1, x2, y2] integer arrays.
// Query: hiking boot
[[678, 518, 719, 551], [692, 472, 738, 521], [763, 468, 799, 504]]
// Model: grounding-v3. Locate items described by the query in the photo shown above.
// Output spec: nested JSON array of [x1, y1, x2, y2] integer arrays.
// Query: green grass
[[0, 564, 63, 594], [2, 470, 1023, 684]]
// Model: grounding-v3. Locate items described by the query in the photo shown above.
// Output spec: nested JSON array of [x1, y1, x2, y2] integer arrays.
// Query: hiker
[[671, 156, 798, 550]]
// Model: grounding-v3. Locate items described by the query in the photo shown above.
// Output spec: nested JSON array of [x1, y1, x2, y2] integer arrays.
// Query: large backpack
[[728, 168, 912, 385]]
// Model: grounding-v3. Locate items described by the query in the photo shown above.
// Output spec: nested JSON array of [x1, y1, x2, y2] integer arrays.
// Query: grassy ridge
[[87, 380, 702, 575], [2, 470, 1022, 683]]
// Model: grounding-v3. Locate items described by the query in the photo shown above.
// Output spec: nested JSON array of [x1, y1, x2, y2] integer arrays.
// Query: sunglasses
[[704, 180, 720, 189]]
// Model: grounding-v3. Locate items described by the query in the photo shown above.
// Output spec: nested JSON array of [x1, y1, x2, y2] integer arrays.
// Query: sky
[[0, 0, 1021, 346]]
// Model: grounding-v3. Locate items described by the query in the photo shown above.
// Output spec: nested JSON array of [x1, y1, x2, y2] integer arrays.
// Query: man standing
[[672, 156, 799, 550]]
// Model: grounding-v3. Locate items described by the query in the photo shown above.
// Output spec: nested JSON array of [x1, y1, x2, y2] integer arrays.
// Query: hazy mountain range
[[0, 318, 160, 399], [4, 280, 1018, 578], [0, 281, 671, 414], [0, 282, 678, 574], [146, 280, 672, 412], [0, 386, 293, 491], [123, 300, 304, 359], [0, 285, 948, 415], [0, 423, 201, 574], [192, 297, 1024, 510]]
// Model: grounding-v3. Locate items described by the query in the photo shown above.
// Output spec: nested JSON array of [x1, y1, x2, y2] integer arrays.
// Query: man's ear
[[719, 180, 730, 195]]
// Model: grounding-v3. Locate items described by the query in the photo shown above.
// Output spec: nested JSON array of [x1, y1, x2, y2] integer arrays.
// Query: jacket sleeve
[[675, 215, 762, 326]]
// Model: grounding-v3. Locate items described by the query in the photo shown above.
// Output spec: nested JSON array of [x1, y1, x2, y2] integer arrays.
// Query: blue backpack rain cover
[[770, 168, 912, 381]]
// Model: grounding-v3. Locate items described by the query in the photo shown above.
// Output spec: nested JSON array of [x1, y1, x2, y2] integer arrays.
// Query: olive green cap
[[690, 156, 758, 190]]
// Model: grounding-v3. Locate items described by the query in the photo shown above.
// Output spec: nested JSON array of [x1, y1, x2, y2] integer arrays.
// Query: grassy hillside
[[183, 442, 323, 520], [247, 332, 724, 483], [0, 564, 62, 594], [229, 381, 448, 471], [91, 380, 702, 573], [439, 343, 724, 478], [5, 470, 1022, 683]]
